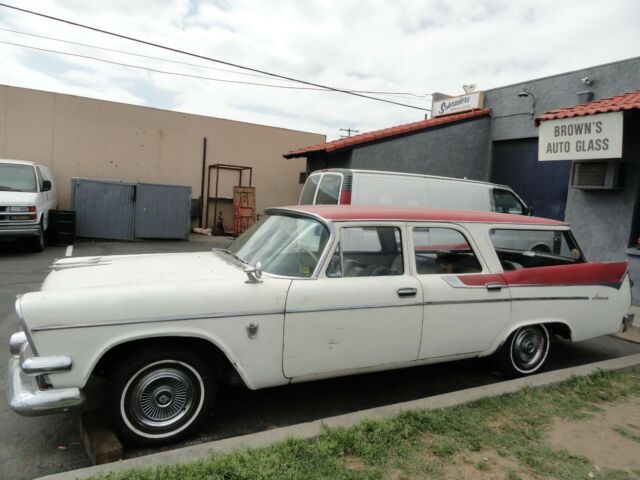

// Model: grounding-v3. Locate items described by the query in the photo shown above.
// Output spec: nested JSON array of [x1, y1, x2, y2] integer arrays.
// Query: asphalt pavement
[[1, 237, 639, 480]]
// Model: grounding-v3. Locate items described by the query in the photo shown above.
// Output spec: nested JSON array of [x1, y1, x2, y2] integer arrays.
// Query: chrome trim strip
[[424, 299, 512, 306], [9, 331, 27, 355], [513, 296, 589, 301], [51, 256, 111, 270], [30, 309, 285, 332], [7, 356, 84, 417], [287, 301, 424, 314], [21, 355, 72, 375]]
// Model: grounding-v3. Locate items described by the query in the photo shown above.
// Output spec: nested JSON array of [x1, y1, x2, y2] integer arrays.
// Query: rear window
[[299, 175, 319, 205], [489, 229, 584, 270], [315, 174, 342, 205]]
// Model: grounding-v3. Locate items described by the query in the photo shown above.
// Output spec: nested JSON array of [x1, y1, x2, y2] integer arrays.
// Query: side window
[[489, 229, 584, 270], [299, 174, 319, 205], [35, 167, 44, 191], [493, 189, 524, 215], [413, 227, 482, 274], [315, 174, 342, 205], [327, 226, 403, 277]]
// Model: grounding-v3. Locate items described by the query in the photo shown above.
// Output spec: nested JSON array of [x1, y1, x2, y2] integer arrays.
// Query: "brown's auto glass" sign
[[538, 111, 623, 161]]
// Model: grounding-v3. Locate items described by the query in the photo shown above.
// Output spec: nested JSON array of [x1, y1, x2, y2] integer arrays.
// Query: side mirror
[[244, 261, 263, 283], [524, 206, 534, 216], [42, 180, 52, 192]]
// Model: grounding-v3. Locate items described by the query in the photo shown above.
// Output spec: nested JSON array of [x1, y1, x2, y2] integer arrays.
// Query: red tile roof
[[284, 108, 492, 158], [267, 205, 566, 226], [535, 89, 640, 126]]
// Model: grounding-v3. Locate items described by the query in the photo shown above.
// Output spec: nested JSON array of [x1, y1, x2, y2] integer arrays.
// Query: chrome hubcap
[[129, 367, 195, 428], [512, 327, 546, 371]]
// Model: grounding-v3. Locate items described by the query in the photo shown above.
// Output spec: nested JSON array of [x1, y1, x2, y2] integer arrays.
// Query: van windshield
[[0, 164, 37, 192]]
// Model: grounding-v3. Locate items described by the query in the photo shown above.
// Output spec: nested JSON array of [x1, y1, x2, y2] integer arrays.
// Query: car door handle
[[485, 282, 504, 292], [397, 287, 417, 298]]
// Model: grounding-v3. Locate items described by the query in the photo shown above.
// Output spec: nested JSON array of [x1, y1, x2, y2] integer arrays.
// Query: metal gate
[[491, 139, 571, 220], [72, 179, 136, 240], [134, 183, 191, 240], [72, 178, 191, 240]]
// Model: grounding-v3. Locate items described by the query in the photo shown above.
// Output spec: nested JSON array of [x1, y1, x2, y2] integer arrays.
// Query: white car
[[8, 205, 633, 446], [0, 159, 57, 251]]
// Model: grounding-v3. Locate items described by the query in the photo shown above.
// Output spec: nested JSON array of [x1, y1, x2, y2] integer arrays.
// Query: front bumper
[[0, 222, 40, 238], [7, 333, 84, 416], [622, 313, 635, 332]]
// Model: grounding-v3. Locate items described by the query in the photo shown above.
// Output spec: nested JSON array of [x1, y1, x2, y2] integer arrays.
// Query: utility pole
[[340, 128, 359, 138]]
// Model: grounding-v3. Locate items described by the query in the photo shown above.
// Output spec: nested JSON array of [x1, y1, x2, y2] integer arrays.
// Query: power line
[[0, 38, 429, 109], [0, 26, 431, 99], [0, 2, 430, 111]]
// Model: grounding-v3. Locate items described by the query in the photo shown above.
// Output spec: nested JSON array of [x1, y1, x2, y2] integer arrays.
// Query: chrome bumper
[[0, 223, 40, 237], [7, 332, 84, 416], [622, 313, 635, 332]]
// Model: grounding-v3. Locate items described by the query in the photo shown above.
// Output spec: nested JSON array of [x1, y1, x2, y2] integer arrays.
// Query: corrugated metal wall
[[134, 183, 191, 240], [72, 178, 191, 240]]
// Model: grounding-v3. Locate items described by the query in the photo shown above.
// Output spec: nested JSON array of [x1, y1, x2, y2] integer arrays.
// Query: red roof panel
[[267, 205, 566, 226], [536, 89, 640, 125], [284, 108, 492, 158]]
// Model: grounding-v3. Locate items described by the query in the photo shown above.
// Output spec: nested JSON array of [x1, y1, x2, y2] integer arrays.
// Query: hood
[[41, 251, 244, 291], [0, 191, 37, 206]]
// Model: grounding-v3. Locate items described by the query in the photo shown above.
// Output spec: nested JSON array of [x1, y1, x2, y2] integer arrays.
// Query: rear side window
[[327, 226, 403, 277], [299, 175, 319, 204], [489, 229, 584, 270], [413, 227, 482, 274], [315, 174, 342, 205], [493, 189, 524, 215]]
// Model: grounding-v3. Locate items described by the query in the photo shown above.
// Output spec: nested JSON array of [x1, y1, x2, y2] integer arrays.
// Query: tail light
[[339, 190, 351, 205]]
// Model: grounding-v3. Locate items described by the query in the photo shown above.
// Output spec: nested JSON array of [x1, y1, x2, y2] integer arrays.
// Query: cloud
[[0, 0, 638, 140]]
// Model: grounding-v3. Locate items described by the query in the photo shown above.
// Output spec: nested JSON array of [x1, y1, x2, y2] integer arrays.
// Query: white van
[[0, 159, 57, 251], [299, 169, 531, 215]]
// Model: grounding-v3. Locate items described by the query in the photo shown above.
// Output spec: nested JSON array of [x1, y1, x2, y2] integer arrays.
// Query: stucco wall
[[0, 85, 323, 230], [564, 111, 640, 301], [348, 116, 491, 181]]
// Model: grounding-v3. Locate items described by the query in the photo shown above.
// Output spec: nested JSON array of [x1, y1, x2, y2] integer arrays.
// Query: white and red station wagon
[[8, 205, 633, 446]]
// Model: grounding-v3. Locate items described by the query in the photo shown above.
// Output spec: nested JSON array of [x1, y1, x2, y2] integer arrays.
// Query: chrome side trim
[[7, 356, 84, 417], [288, 301, 424, 314], [513, 296, 589, 302], [30, 308, 285, 332], [21, 356, 72, 375], [9, 331, 27, 355]]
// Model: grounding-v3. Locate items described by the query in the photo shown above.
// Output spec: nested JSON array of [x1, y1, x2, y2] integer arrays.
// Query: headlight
[[9, 206, 36, 213]]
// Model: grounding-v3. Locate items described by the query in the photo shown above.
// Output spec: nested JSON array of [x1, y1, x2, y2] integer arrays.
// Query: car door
[[283, 223, 423, 379], [411, 223, 511, 359]]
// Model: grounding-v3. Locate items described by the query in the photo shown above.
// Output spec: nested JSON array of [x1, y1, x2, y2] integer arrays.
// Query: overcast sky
[[0, 0, 638, 140]]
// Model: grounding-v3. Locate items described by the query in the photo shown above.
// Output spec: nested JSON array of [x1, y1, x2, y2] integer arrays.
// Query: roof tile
[[536, 89, 640, 125], [284, 108, 492, 158]]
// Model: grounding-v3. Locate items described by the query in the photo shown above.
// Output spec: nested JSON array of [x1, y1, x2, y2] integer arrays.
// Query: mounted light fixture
[[517, 88, 537, 116]]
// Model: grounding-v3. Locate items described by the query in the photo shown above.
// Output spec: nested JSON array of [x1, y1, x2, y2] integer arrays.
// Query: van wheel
[[32, 224, 45, 252], [496, 324, 550, 378], [106, 345, 216, 447]]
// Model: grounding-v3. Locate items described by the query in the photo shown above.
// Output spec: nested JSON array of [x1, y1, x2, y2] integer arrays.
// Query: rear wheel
[[106, 345, 216, 446], [496, 324, 550, 378]]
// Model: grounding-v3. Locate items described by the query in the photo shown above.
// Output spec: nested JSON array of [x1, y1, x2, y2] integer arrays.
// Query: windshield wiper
[[213, 248, 246, 264]]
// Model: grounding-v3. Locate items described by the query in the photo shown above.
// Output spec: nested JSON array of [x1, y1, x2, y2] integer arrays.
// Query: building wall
[[564, 111, 640, 301], [0, 85, 322, 230], [348, 116, 491, 181]]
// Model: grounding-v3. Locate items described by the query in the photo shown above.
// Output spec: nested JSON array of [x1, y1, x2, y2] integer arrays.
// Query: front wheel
[[496, 324, 550, 378], [106, 346, 216, 447]]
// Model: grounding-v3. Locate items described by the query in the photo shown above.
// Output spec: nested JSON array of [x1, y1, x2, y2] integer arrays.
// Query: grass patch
[[94, 370, 640, 480], [613, 424, 640, 444]]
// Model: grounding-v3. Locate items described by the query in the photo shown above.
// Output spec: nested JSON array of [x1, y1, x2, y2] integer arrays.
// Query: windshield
[[0, 164, 37, 192], [229, 214, 330, 277]]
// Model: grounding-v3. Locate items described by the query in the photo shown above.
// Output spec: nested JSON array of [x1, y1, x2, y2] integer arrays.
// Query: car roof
[[267, 205, 567, 226], [0, 159, 40, 167]]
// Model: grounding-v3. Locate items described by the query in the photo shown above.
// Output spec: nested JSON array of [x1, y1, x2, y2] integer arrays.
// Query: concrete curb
[[37, 353, 640, 480]]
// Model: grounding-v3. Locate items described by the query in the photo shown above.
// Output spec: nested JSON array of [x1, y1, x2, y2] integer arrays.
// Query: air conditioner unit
[[570, 161, 624, 190]]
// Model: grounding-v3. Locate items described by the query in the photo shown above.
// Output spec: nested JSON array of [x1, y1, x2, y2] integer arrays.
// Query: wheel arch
[[91, 335, 247, 388], [483, 319, 573, 357]]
